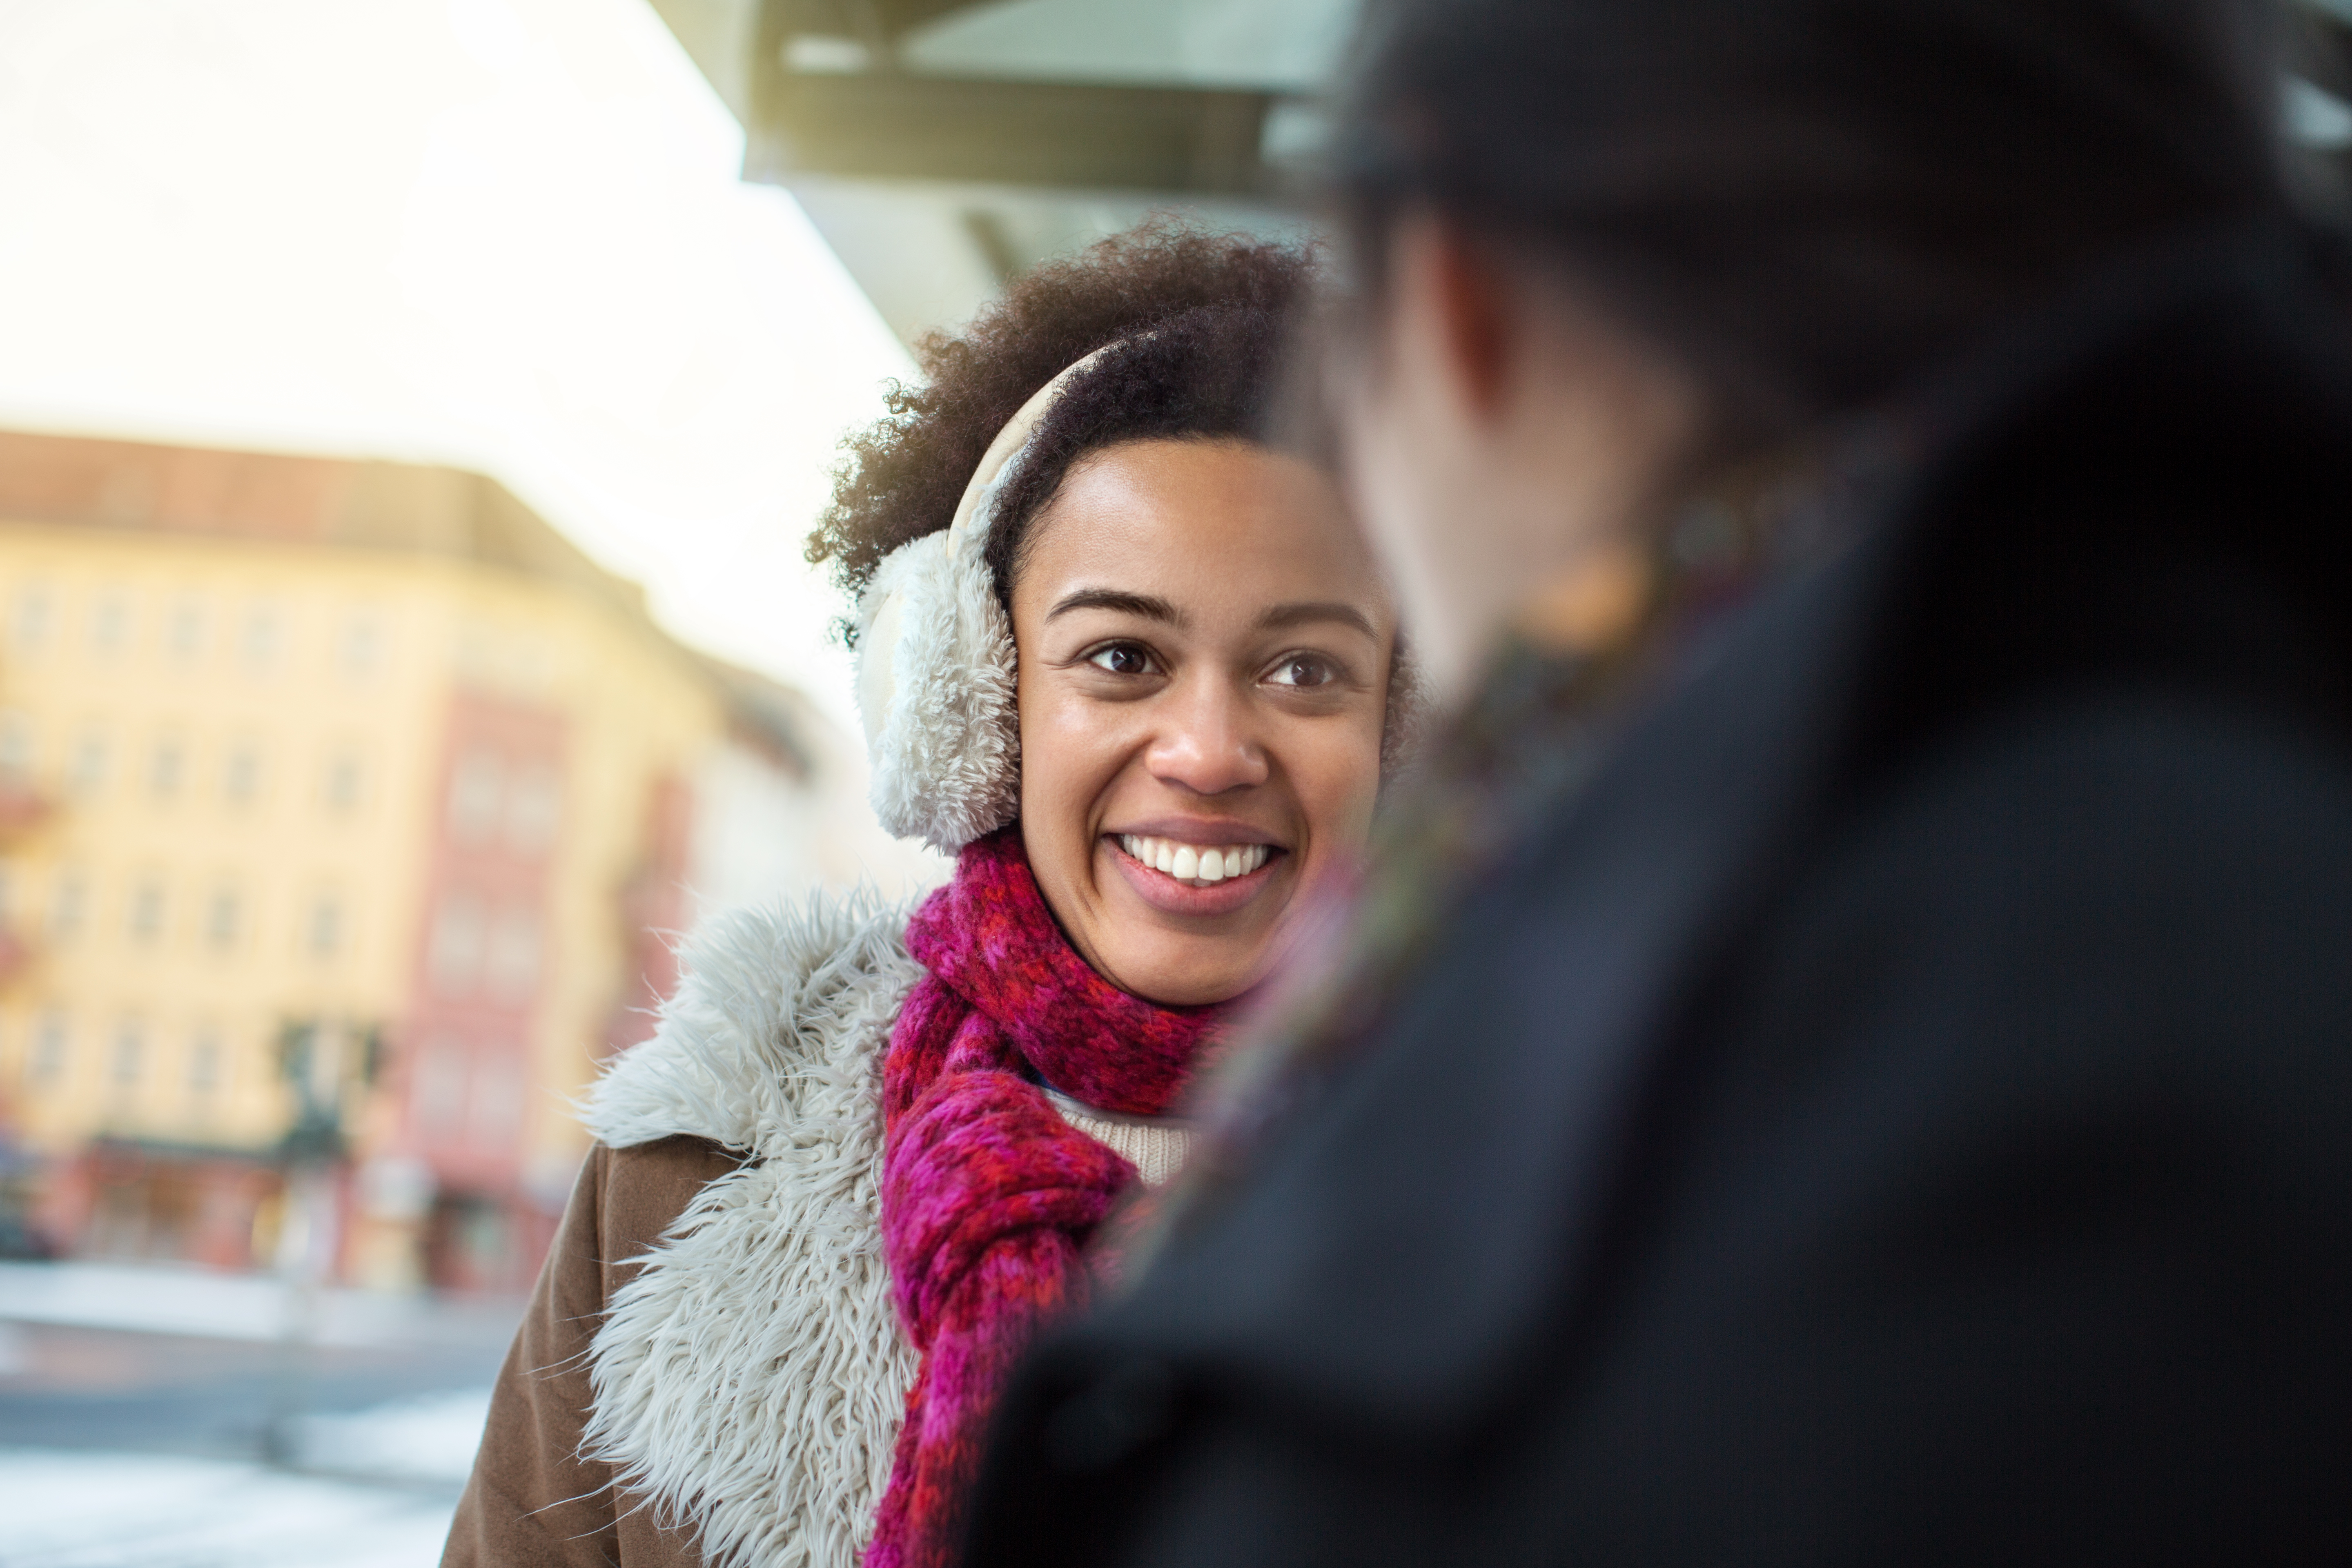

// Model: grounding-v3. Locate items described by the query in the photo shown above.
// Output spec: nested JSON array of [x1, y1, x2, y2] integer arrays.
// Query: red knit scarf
[[866, 829, 1222, 1567]]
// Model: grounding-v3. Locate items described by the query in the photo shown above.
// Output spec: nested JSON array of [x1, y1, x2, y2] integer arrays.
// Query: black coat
[[962, 224, 2352, 1565]]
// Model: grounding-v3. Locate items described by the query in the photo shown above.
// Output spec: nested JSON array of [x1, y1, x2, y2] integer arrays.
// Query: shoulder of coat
[[581, 888, 922, 1157], [581, 893, 921, 1568]]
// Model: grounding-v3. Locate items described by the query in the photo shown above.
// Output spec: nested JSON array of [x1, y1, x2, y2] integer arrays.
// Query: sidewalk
[[0, 1261, 516, 1567], [0, 1259, 518, 1348], [0, 1444, 467, 1568]]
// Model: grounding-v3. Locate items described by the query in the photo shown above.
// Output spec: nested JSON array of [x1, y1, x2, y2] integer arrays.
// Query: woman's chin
[[1085, 839, 1292, 1005]]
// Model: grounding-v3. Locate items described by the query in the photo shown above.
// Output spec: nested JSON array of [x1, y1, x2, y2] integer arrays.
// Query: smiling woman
[[446, 227, 1402, 1568], [1015, 437, 1390, 1004]]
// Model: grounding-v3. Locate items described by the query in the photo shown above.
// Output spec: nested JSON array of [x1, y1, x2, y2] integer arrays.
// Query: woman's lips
[[1117, 833, 1271, 885], [1106, 835, 1284, 916]]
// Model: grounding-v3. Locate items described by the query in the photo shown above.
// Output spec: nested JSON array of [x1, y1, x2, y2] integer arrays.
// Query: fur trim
[[582, 892, 924, 1568], [855, 520, 1021, 854]]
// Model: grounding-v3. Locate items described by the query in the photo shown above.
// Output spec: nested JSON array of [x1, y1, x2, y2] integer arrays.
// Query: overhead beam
[[637, 0, 1296, 196], [744, 69, 1277, 193]]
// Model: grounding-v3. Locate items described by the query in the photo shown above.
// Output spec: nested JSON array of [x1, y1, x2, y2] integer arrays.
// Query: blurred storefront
[[0, 429, 924, 1291]]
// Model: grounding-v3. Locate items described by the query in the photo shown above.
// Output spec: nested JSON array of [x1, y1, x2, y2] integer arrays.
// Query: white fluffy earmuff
[[853, 345, 1121, 852]]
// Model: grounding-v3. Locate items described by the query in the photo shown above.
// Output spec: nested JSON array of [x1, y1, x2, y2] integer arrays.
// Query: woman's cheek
[[1314, 725, 1385, 871], [1025, 682, 1125, 839], [1016, 683, 1079, 844]]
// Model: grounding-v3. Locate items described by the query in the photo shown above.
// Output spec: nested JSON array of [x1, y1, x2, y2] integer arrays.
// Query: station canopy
[[650, 0, 2352, 345], [646, 0, 1354, 342]]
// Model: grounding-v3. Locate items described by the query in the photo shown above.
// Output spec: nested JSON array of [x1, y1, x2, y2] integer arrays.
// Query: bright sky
[[0, 0, 914, 736]]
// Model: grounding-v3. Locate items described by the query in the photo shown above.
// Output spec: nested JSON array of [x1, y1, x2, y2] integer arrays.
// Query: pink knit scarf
[[866, 829, 1222, 1568]]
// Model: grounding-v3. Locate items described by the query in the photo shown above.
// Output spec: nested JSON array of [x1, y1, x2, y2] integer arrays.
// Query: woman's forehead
[[1017, 439, 1389, 624]]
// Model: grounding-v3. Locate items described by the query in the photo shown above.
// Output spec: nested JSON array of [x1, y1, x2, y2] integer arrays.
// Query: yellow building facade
[[0, 431, 873, 1290]]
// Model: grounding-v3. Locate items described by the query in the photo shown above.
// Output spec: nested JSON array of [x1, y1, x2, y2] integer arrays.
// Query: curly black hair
[[806, 221, 1319, 627]]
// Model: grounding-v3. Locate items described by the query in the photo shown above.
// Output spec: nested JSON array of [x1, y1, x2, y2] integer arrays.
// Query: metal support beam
[[744, 70, 1276, 193], [644, 0, 1298, 196]]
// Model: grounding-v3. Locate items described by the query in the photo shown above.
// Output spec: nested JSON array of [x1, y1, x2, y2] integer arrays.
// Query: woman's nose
[[1145, 678, 1268, 797]]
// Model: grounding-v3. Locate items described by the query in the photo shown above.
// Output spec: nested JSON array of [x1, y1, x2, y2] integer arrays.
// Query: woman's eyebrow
[[1257, 601, 1380, 639], [1049, 588, 1185, 625]]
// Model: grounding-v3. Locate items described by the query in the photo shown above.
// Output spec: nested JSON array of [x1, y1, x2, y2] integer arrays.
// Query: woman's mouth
[[1106, 832, 1285, 917], [1116, 834, 1273, 887]]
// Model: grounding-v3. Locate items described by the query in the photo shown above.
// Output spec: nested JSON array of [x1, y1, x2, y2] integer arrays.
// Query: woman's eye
[[1086, 643, 1157, 676], [1266, 654, 1339, 688]]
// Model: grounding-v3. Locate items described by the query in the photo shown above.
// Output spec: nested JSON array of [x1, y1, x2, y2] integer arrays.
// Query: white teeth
[[1116, 835, 1272, 887]]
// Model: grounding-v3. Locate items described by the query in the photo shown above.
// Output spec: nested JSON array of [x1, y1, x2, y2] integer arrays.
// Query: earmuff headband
[[947, 340, 1126, 543]]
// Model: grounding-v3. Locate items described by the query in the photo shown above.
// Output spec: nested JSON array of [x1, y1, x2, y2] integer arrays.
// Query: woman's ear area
[[1382, 209, 1522, 428], [855, 521, 1022, 853], [855, 589, 905, 755]]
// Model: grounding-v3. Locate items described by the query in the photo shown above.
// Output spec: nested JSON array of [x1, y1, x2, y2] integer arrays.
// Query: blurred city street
[[0, 3, 950, 1559], [0, 1261, 515, 1566]]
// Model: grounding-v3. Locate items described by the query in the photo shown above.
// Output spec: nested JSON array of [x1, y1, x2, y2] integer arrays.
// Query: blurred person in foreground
[[962, 1, 2352, 1561], [443, 228, 1414, 1568]]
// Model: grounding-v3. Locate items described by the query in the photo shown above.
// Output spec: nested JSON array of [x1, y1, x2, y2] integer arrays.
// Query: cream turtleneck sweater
[[1046, 1088, 1196, 1187]]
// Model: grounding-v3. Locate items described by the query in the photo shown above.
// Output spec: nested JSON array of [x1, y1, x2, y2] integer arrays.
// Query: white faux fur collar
[[581, 892, 924, 1568]]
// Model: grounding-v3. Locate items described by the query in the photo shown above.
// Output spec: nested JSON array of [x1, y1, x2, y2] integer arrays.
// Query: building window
[[240, 604, 281, 673], [484, 908, 543, 1005], [149, 735, 185, 801], [472, 1055, 526, 1147], [222, 742, 261, 806], [50, 869, 88, 941], [12, 586, 54, 655], [427, 892, 486, 997], [110, 1018, 144, 1088], [504, 764, 562, 854], [187, 1025, 225, 1098], [204, 885, 241, 953], [166, 599, 206, 664], [28, 1011, 68, 1086], [413, 1036, 467, 1136], [0, 711, 32, 780], [127, 878, 166, 946], [67, 726, 110, 798], [88, 595, 130, 658], [306, 894, 344, 961], [321, 748, 364, 814], [339, 617, 383, 679], [448, 749, 503, 845]]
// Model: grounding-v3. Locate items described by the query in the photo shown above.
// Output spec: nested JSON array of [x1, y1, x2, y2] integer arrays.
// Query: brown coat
[[443, 1135, 740, 1568], [443, 895, 924, 1568]]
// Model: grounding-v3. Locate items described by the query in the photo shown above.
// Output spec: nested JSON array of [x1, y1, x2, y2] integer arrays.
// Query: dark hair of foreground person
[[1329, 0, 2297, 442], [960, 1, 2352, 1563]]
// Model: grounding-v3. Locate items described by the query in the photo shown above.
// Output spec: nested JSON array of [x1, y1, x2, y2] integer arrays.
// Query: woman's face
[[1336, 214, 1701, 697], [1013, 438, 1394, 1007]]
